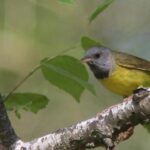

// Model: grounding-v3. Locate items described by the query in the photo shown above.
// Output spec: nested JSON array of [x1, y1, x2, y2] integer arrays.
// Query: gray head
[[81, 46, 116, 79]]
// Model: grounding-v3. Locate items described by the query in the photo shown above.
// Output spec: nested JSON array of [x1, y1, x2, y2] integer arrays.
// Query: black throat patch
[[88, 63, 109, 79]]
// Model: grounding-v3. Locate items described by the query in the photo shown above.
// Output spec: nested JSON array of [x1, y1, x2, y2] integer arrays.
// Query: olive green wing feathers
[[112, 51, 150, 72]]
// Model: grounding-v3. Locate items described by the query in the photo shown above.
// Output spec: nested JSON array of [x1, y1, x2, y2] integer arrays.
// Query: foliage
[[59, 0, 74, 4], [1, 0, 114, 117], [41, 55, 95, 102], [81, 36, 102, 50], [5, 93, 49, 118], [4, 37, 98, 117], [143, 124, 150, 133], [89, 0, 115, 23]]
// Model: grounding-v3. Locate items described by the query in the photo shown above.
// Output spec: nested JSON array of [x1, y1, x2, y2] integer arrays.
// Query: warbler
[[81, 46, 150, 97]]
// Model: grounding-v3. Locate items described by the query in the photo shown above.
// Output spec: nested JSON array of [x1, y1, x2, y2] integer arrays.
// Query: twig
[[5, 44, 80, 100]]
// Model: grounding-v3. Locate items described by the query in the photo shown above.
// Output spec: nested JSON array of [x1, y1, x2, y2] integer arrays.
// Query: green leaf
[[81, 36, 102, 50], [41, 55, 95, 102], [15, 109, 21, 119], [59, 0, 74, 4], [5, 93, 49, 116], [89, 0, 114, 23], [143, 123, 150, 133]]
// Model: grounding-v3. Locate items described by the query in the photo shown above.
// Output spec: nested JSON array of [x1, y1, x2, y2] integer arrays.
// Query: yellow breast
[[100, 65, 150, 96]]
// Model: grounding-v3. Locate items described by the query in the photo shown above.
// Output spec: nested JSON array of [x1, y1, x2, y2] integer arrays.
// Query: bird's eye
[[94, 53, 100, 59]]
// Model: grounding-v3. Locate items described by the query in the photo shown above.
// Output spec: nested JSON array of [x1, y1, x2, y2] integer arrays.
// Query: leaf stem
[[5, 44, 80, 100], [5, 65, 41, 100]]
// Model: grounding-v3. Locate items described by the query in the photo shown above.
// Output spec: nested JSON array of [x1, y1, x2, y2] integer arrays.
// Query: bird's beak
[[80, 57, 93, 63]]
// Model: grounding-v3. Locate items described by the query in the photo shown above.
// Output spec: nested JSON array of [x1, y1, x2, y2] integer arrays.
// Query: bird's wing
[[112, 50, 150, 72]]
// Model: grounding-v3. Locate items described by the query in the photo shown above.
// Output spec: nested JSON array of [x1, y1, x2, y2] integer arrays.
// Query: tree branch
[[0, 95, 18, 150], [7, 88, 149, 150]]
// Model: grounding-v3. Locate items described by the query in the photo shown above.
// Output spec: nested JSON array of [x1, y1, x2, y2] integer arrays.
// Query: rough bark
[[8, 88, 150, 150], [0, 95, 18, 150]]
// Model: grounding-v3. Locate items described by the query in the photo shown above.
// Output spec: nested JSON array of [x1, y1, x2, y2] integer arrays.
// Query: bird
[[81, 46, 150, 97]]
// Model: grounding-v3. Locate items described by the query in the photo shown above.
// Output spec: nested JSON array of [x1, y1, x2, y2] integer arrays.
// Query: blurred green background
[[0, 0, 150, 149]]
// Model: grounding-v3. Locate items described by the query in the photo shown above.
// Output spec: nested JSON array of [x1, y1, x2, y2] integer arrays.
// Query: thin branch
[[5, 44, 80, 101], [5, 65, 40, 100], [10, 88, 150, 150]]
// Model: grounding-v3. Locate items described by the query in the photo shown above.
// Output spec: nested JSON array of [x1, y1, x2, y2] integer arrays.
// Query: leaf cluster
[[2, 0, 114, 118]]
